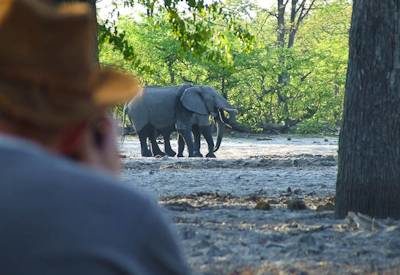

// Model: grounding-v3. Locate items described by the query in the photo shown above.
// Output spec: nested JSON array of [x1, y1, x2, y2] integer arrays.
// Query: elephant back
[[143, 86, 180, 129], [127, 85, 192, 131]]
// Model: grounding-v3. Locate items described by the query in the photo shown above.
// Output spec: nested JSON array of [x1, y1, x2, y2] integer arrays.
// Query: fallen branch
[[346, 212, 386, 231]]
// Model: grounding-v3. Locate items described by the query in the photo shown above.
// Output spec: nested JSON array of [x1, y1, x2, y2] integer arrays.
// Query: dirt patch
[[123, 154, 337, 171], [120, 135, 400, 274]]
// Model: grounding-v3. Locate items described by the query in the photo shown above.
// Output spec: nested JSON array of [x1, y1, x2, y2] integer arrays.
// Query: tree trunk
[[276, 0, 287, 85], [287, 0, 298, 48], [277, 0, 286, 48], [221, 76, 226, 99], [166, 56, 176, 84], [335, 0, 400, 219]]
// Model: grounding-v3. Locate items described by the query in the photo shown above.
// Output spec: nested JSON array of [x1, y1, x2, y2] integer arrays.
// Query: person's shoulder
[[50, 156, 154, 208], [28, 152, 165, 231], [0, 142, 191, 274], [3, 141, 156, 214]]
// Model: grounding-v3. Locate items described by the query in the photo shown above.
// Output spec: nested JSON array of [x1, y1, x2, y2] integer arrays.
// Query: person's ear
[[54, 121, 88, 157]]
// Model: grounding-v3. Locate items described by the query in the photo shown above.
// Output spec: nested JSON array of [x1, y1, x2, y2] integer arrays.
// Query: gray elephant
[[125, 84, 237, 157], [177, 118, 223, 158]]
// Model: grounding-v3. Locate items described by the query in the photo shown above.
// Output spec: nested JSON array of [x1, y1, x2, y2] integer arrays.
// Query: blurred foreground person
[[0, 0, 190, 274]]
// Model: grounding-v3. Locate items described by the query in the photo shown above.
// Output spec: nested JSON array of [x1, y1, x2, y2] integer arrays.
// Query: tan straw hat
[[0, 0, 141, 128]]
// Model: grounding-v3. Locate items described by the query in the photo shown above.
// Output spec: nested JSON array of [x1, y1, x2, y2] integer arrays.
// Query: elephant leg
[[138, 131, 152, 157], [161, 129, 176, 157], [177, 134, 185, 157], [192, 125, 203, 157], [149, 129, 165, 157], [177, 129, 195, 157], [199, 125, 216, 158]]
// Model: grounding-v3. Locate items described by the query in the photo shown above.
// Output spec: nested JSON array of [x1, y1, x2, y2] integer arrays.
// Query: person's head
[[0, 0, 141, 174]]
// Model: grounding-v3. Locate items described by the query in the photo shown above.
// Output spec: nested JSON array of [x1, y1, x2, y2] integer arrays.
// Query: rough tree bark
[[335, 1, 400, 219]]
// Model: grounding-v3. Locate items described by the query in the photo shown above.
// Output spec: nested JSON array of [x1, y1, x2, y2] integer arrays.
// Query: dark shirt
[[0, 136, 190, 275]]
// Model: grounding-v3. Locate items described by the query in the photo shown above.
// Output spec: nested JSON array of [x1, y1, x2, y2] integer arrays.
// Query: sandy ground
[[119, 134, 400, 274]]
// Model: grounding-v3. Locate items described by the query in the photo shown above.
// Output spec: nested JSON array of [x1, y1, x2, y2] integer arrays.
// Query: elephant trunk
[[223, 109, 244, 131], [214, 112, 225, 152]]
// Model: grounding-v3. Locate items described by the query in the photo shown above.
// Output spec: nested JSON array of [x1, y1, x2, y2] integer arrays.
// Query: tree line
[[99, 0, 351, 134]]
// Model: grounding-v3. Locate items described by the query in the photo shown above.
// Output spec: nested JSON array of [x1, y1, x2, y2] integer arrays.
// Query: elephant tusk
[[218, 110, 224, 121], [218, 110, 232, 128], [223, 107, 238, 113]]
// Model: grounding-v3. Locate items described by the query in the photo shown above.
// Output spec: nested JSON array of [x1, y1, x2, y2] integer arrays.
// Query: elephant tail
[[122, 103, 127, 126], [121, 103, 129, 143]]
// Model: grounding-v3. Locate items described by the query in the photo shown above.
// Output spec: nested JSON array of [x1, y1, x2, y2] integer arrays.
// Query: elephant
[[176, 115, 221, 158], [125, 84, 237, 157], [124, 84, 190, 157]]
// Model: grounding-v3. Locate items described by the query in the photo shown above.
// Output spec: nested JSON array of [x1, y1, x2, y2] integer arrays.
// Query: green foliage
[[98, 23, 143, 69], [108, 0, 254, 58], [99, 0, 351, 134]]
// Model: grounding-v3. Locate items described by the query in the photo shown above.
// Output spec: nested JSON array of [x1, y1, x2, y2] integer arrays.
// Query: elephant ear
[[180, 87, 209, 115]]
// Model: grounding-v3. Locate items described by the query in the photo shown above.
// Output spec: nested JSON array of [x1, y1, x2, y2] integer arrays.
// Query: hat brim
[[92, 68, 142, 107]]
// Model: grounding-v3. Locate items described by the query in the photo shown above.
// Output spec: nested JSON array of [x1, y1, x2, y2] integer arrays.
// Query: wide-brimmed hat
[[0, 0, 141, 128]]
